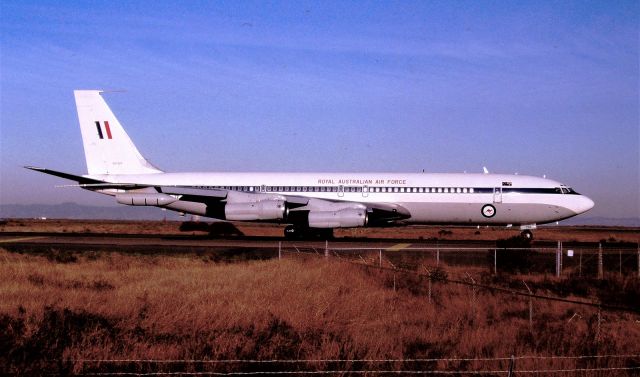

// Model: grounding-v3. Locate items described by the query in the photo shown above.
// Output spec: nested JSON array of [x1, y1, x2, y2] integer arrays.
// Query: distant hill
[[0, 203, 184, 221], [1, 203, 638, 227], [559, 216, 640, 227]]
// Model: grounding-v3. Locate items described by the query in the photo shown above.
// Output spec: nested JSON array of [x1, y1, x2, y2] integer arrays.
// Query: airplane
[[26, 90, 594, 239]]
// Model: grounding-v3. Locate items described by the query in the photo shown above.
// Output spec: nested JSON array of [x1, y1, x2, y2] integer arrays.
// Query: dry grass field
[[2, 218, 640, 243], [1, 247, 638, 375]]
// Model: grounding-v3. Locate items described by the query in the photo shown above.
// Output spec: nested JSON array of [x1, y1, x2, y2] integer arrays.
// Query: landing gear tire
[[314, 228, 334, 240], [520, 230, 534, 241]]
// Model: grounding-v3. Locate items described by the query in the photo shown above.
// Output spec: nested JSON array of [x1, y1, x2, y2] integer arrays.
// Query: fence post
[[465, 272, 476, 317], [560, 241, 563, 276], [619, 249, 622, 278], [393, 271, 396, 293], [436, 248, 440, 267], [278, 241, 281, 260], [595, 304, 601, 343], [428, 274, 432, 304], [507, 355, 515, 377], [579, 249, 582, 277], [422, 265, 432, 304], [494, 249, 497, 275], [598, 243, 603, 280], [379, 249, 382, 267], [556, 241, 562, 278], [523, 281, 533, 331], [324, 240, 329, 259]]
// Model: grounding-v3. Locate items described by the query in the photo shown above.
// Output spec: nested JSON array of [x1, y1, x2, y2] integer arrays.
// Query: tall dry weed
[[0, 248, 638, 375]]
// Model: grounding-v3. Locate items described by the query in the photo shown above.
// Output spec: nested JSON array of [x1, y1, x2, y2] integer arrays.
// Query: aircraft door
[[338, 185, 344, 197], [493, 187, 502, 203]]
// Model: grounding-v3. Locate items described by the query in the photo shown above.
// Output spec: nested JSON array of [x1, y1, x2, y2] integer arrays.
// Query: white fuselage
[[93, 171, 595, 226]]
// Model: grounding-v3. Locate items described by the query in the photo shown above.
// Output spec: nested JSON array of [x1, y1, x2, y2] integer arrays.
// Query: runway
[[0, 232, 498, 253]]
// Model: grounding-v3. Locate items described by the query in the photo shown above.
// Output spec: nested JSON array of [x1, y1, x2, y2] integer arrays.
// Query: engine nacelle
[[225, 200, 287, 221], [308, 208, 368, 228], [116, 193, 178, 206]]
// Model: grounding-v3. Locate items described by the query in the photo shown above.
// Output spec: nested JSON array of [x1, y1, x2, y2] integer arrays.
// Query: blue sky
[[1, 1, 638, 218]]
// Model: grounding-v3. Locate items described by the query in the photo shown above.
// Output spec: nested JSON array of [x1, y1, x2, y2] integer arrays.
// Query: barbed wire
[[327, 246, 637, 254], [76, 354, 640, 364], [77, 366, 640, 376], [281, 247, 640, 313], [80, 372, 510, 376]]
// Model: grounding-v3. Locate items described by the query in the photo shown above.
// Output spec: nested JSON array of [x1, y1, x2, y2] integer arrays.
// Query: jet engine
[[224, 200, 287, 221], [307, 208, 368, 228]]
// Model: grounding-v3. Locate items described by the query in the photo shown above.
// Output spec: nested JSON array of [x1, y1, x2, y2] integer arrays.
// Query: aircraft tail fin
[[74, 90, 162, 175]]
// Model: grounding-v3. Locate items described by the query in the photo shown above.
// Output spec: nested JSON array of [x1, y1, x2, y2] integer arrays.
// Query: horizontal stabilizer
[[25, 166, 104, 185]]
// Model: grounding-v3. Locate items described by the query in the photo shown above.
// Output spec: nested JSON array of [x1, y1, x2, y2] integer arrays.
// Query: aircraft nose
[[573, 195, 595, 214]]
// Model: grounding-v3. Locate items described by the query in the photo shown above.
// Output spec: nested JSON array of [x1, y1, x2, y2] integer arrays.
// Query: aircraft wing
[[158, 186, 410, 225], [26, 166, 411, 226]]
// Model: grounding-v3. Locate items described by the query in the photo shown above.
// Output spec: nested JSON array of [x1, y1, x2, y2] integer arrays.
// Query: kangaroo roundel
[[481, 204, 496, 218]]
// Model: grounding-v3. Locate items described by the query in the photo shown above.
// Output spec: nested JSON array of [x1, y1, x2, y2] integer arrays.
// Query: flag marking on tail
[[94, 121, 103, 139], [94, 121, 112, 140], [104, 121, 112, 139]]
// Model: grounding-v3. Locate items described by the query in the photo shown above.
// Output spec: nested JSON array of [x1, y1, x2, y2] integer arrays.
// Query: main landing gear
[[520, 229, 534, 241], [284, 225, 334, 240]]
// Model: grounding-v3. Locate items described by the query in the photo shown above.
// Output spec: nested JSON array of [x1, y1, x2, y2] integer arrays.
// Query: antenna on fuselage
[[483, 166, 489, 174]]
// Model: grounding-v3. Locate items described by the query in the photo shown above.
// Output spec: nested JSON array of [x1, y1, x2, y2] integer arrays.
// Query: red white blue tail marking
[[94, 121, 112, 139]]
